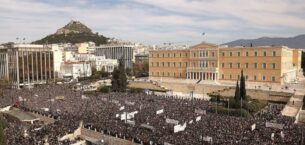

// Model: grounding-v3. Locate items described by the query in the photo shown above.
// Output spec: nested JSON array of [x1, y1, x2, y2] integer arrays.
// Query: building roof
[[190, 42, 218, 49]]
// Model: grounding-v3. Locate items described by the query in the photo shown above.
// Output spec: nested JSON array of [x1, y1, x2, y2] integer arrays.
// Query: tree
[[118, 59, 127, 92], [111, 67, 119, 92], [234, 80, 240, 101], [239, 69, 247, 100], [111, 59, 127, 92]]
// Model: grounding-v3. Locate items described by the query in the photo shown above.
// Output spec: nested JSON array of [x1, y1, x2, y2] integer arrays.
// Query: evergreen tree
[[111, 67, 119, 92], [111, 59, 127, 92], [118, 59, 127, 92], [240, 69, 247, 100], [234, 80, 240, 101]]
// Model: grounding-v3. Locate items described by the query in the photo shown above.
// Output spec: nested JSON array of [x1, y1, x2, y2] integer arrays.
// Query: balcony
[[187, 67, 219, 72]]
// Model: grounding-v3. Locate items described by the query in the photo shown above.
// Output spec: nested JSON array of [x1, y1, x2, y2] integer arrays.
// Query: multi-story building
[[59, 61, 92, 79], [94, 45, 134, 69], [0, 44, 54, 88], [149, 42, 302, 86]]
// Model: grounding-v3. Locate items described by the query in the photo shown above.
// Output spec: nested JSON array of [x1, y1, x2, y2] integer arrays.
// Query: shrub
[[98, 86, 111, 93], [129, 87, 144, 93]]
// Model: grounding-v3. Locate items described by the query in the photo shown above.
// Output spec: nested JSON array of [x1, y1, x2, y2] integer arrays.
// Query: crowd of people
[[0, 83, 304, 145]]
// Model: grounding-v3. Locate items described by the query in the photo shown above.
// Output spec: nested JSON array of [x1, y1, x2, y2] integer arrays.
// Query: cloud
[[0, 0, 305, 44]]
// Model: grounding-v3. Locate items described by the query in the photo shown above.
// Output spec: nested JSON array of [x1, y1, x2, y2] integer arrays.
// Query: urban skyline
[[1, 0, 305, 45]]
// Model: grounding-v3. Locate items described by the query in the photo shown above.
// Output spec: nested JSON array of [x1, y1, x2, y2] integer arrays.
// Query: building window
[[237, 63, 240, 68], [271, 76, 276, 81], [263, 51, 267, 56], [229, 75, 232, 79], [237, 52, 241, 56], [244, 63, 249, 68], [212, 52, 215, 57], [245, 75, 248, 80], [150, 62, 153, 67], [222, 74, 224, 79], [221, 63, 224, 68], [262, 76, 266, 81], [246, 52, 249, 56], [179, 62, 182, 67], [230, 52, 233, 56], [157, 54, 159, 58], [271, 63, 276, 69], [253, 63, 258, 69], [254, 51, 258, 56], [229, 63, 233, 68], [168, 62, 170, 67], [262, 63, 266, 69], [254, 75, 257, 81], [173, 62, 176, 67], [222, 52, 225, 56], [157, 62, 159, 67], [173, 53, 176, 57], [168, 72, 170, 76], [272, 51, 276, 56]]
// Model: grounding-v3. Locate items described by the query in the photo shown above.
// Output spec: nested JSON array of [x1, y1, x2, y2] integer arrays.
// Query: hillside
[[33, 20, 108, 45], [224, 34, 305, 48]]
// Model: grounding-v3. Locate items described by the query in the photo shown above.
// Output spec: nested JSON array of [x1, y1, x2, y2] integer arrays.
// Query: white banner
[[156, 109, 164, 115], [196, 116, 201, 122], [119, 106, 125, 111], [251, 124, 256, 131], [195, 109, 205, 115], [164, 142, 174, 145], [126, 120, 135, 126], [166, 118, 179, 125], [189, 120, 193, 124], [125, 101, 135, 106], [174, 122, 187, 133], [271, 133, 274, 141], [265, 122, 284, 129], [140, 124, 155, 131], [202, 136, 213, 142]]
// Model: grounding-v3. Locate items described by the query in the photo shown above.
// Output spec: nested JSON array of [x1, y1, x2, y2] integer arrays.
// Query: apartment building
[[149, 42, 302, 86]]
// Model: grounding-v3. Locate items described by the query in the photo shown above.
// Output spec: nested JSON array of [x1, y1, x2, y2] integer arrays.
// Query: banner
[[174, 122, 187, 133], [164, 142, 174, 145], [166, 118, 179, 125], [156, 109, 164, 115], [126, 120, 135, 126], [140, 124, 155, 131], [189, 120, 193, 124], [201, 136, 213, 142], [196, 116, 201, 122], [115, 114, 119, 118], [120, 106, 125, 111], [251, 124, 256, 131], [271, 133, 274, 141], [125, 101, 135, 106], [195, 109, 205, 115], [265, 122, 284, 129]]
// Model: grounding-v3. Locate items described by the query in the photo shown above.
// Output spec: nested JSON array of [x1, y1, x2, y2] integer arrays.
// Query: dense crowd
[[0, 83, 304, 145]]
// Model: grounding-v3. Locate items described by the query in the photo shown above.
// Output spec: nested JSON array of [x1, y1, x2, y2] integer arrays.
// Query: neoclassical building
[[149, 42, 302, 86]]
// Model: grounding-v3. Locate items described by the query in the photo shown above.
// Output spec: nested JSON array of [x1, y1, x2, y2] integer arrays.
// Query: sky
[[1, 0, 305, 45]]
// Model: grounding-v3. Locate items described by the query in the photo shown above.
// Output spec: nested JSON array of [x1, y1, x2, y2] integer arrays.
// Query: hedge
[[209, 106, 250, 117]]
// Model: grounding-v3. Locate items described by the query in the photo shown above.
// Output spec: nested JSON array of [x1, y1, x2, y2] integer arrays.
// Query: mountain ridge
[[223, 34, 305, 48]]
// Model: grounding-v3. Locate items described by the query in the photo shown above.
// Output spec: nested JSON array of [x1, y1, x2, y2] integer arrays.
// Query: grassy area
[[209, 106, 250, 117], [209, 95, 268, 116]]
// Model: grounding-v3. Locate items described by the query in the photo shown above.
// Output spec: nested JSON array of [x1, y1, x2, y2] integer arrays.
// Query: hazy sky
[[1, 0, 305, 45]]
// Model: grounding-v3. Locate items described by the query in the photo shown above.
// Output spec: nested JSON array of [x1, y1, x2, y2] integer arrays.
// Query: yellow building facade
[[149, 42, 302, 86]]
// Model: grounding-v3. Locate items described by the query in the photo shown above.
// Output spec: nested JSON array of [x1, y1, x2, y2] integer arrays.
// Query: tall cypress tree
[[118, 59, 127, 92], [240, 69, 247, 100], [234, 80, 240, 101], [111, 67, 119, 92]]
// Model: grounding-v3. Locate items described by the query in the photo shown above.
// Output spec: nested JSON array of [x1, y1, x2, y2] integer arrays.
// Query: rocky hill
[[33, 20, 108, 45], [223, 34, 305, 49]]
